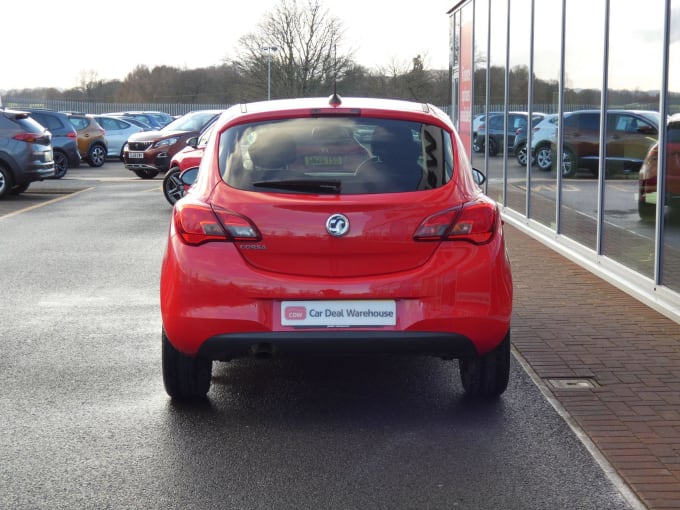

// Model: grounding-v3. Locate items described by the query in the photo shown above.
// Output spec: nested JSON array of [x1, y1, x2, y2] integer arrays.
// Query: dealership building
[[447, 0, 680, 322]]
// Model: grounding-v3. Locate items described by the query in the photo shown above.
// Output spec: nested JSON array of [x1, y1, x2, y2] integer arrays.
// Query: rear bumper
[[18, 164, 56, 184], [198, 330, 479, 361]]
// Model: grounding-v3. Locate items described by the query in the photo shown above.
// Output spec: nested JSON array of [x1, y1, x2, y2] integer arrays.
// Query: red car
[[639, 113, 680, 220], [163, 124, 214, 205], [160, 96, 513, 400]]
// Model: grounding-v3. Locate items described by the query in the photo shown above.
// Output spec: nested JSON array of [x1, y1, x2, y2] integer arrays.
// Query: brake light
[[13, 132, 49, 144], [67, 131, 77, 139], [414, 199, 499, 245], [173, 201, 261, 246]]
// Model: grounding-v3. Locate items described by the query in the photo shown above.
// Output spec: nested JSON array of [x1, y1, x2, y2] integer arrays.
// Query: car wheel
[[133, 169, 159, 179], [162, 330, 212, 400], [472, 137, 482, 153], [487, 137, 499, 157], [0, 165, 13, 198], [459, 331, 510, 397], [560, 148, 577, 178], [515, 142, 528, 166], [87, 144, 107, 168], [163, 166, 185, 205], [535, 145, 552, 171], [53, 151, 69, 179]]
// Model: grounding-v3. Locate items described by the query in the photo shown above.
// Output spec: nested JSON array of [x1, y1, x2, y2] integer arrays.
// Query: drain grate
[[546, 378, 598, 390]]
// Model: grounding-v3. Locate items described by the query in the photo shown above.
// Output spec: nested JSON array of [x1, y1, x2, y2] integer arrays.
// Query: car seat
[[362, 125, 425, 192]]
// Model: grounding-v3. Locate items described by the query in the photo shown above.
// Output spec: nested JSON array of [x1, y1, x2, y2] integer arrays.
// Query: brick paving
[[505, 223, 680, 509]]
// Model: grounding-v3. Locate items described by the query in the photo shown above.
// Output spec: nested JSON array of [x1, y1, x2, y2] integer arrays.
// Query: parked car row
[[0, 105, 182, 198], [122, 109, 223, 179], [473, 112, 546, 157], [528, 109, 661, 177]]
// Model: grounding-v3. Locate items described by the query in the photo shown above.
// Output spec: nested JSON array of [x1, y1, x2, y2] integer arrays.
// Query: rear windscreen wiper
[[252, 179, 342, 193]]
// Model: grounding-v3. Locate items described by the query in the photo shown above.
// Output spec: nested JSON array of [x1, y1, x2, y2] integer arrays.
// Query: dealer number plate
[[281, 300, 396, 327]]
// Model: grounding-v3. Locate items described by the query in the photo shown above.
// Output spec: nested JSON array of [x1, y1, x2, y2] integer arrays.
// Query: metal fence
[[0, 97, 231, 116], [1, 96, 453, 117]]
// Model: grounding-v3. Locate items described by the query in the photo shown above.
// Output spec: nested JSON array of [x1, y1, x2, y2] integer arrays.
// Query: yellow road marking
[[0, 187, 94, 221]]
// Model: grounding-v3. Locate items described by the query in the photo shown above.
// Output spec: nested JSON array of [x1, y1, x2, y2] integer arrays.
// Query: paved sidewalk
[[505, 224, 680, 510]]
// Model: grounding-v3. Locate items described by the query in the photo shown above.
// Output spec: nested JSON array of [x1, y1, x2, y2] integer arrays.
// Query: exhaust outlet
[[251, 342, 275, 359]]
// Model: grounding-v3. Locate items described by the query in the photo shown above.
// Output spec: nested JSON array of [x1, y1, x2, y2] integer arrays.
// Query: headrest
[[371, 125, 420, 163], [311, 124, 352, 144], [247, 129, 297, 168]]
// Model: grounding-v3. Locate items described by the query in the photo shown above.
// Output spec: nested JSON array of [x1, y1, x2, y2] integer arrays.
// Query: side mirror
[[472, 167, 486, 186], [186, 136, 199, 148], [179, 167, 199, 187]]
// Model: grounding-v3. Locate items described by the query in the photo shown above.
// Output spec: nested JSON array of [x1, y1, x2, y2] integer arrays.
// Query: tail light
[[414, 198, 499, 245], [173, 200, 261, 246], [13, 132, 50, 144], [67, 131, 77, 140]]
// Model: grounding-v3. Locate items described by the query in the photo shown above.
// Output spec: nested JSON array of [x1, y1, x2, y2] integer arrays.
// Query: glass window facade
[[449, 0, 680, 321]]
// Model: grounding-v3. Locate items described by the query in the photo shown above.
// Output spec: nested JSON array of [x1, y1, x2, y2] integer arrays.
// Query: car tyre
[[560, 148, 577, 178], [487, 137, 499, 157], [53, 151, 69, 179], [472, 136, 482, 153], [163, 166, 185, 205], [87, 144, 107, 168], [133, 169, 160, 179], [0, 165, 13, 198], [515, 142, 530, 166], [459, 331, 510, 397], [535, 144, 552, 171], [162, 330, 212, 400]]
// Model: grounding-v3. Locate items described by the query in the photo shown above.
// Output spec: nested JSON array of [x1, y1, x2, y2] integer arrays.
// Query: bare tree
[[232, 0, 353, 100], [76, 70, 103, 100]]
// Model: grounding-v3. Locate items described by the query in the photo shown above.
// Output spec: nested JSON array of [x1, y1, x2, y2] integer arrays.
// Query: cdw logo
[[284, 306, 307, 320]]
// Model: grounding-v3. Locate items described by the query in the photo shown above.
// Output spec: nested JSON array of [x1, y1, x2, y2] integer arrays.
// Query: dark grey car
[[21, 109, 80, 178], [0, 108, 55, 198]]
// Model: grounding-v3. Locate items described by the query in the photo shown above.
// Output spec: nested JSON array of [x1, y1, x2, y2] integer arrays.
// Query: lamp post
[[263, 46, 278, 100]]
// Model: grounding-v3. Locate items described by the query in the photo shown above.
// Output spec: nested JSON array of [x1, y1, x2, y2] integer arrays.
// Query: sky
[[0, 0, 453, 92]]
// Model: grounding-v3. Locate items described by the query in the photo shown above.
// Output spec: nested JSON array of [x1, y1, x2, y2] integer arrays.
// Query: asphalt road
[[0, 162, 637, 509]]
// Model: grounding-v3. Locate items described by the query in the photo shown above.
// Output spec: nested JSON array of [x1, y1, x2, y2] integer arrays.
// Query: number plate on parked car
[[128, 152, 144, 159], [280, 300, 396, 327]]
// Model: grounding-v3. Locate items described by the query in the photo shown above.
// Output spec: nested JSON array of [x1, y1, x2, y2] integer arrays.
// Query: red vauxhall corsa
[[160, 96, 514, 400]]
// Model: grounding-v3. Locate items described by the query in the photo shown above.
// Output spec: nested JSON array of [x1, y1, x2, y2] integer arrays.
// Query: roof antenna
[[328, 44, 342, 106]]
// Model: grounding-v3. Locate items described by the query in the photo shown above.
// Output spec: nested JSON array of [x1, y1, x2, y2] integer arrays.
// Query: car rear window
[[30, 112, 64, 131], [13, 115, 46, 134], [69, 117, 89, 130], [218, 117, 453, 194]]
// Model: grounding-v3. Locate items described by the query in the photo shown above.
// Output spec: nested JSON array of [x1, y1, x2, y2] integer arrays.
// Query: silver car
[[93, 115, 145, 160]]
